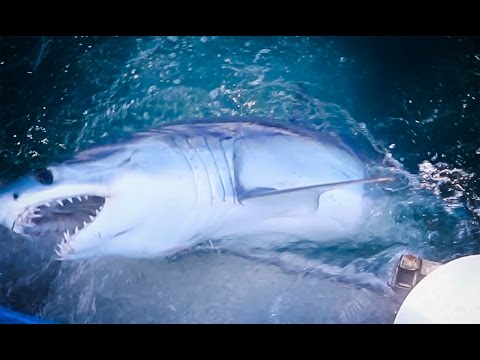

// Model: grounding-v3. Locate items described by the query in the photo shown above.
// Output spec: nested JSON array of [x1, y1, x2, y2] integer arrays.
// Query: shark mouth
[[13, 195, 105, 257]]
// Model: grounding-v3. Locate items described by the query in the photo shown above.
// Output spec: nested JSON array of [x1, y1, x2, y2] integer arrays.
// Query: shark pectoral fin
[[239, 177, 394, 201]]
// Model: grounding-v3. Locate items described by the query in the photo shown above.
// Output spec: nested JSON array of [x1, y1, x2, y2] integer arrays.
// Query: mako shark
[[0, 119, 391, 261]]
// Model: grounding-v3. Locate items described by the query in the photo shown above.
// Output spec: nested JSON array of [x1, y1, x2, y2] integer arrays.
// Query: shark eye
[[34, 168, 54, 185]]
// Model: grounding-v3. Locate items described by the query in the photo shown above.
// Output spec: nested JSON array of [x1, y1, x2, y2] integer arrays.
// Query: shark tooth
[[55, 247, 63, 258], [67, 197, 74, 203], [57, 199, 64, 206]]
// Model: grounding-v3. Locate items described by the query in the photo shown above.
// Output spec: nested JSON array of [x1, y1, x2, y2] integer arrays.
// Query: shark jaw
[[12, 194, 106, 260]]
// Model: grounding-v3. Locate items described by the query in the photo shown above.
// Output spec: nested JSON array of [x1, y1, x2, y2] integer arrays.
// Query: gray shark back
[[66, 118, 353, 159]]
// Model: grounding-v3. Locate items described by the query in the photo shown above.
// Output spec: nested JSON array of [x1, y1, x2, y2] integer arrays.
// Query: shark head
[[0, 143, 167, 261]]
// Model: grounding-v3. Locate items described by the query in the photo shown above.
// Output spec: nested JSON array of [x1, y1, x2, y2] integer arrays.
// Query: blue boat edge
[[0, 306, 57, 324]]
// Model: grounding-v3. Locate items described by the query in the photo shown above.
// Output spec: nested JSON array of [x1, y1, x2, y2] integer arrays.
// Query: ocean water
[[0, 36, 478, 323]]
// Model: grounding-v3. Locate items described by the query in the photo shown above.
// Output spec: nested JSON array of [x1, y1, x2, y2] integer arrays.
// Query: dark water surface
[[0, 36, 478, 323]]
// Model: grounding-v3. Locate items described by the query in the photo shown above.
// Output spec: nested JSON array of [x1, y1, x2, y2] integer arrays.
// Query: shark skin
[[0, 118, 391, 261]]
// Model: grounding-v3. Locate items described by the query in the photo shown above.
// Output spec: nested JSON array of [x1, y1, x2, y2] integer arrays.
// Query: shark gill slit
[[231, 139, 246, 203], [173, 136, 199, 205], [204, 137, 226, 203], [186, 137, 214, 205], [219, 138, 237, 204]]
